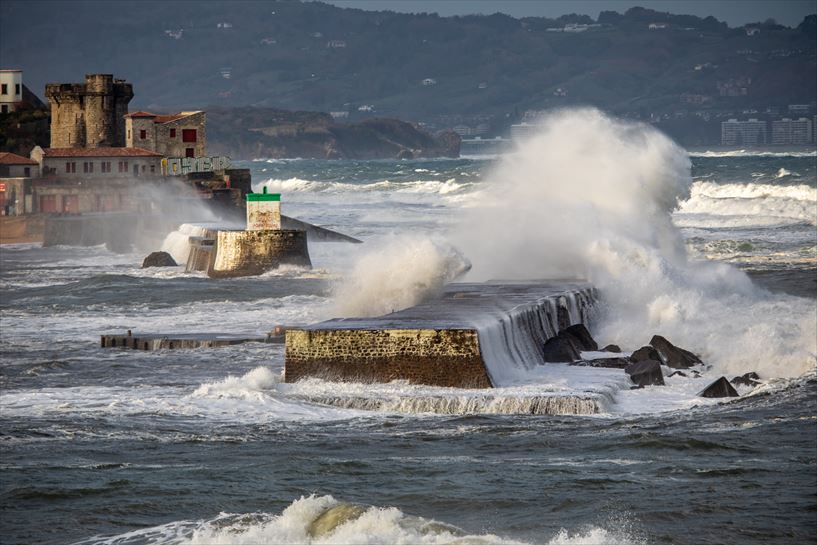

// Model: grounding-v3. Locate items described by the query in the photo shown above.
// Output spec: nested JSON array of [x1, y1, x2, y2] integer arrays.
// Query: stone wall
[[46, 74, 133, 148], [208, 229, 311, 278], [157, 112, 206, 157], [283, 282, 597, 389], [285, 328, 491, 388]]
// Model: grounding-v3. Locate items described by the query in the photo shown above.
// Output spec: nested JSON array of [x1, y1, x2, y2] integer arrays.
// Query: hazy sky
[[324, 1, 815, 27]]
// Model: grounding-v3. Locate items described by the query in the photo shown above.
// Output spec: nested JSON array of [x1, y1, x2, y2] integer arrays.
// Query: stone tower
[[46, 74, 134, 148]]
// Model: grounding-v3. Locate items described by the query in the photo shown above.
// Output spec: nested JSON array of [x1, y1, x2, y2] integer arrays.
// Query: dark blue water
[[1, 153, 816, 544]]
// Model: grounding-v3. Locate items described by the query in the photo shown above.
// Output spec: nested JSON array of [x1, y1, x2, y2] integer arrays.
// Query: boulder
[[571, 357, 630, 369], [630, 346, 660, 363], [625, 360, 665, 387], [141, 251, 178, 268], [601, 344, 622, 353], [560, 324, 598, 351], [699, 376, 739, 398], [542, 335, 581, 362], [649, 335, 702, 369], [731, 372, 761, 387]]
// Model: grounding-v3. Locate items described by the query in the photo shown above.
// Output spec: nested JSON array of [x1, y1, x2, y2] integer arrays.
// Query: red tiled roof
[[42, 147, 163, 158], [0, 152, 38, 165], [124, 111, 157, 118], [153, 114, 185, 124]]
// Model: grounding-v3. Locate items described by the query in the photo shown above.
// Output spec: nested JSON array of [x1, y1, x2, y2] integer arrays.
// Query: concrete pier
[[285, 281, 596, 388]]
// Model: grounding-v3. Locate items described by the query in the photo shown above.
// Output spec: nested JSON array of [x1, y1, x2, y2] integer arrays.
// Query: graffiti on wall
[[162, 156, 231, 176]]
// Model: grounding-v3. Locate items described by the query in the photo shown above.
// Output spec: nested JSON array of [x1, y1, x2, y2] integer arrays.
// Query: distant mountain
[[1, 1, 815, 122]]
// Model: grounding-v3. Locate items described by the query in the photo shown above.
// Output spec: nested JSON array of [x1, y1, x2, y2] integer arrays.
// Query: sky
[[323, 1, 816, 27]]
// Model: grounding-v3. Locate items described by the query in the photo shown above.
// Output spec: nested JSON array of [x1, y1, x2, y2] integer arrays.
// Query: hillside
[[206, 108, 460, 159], [1, 2, 815, 124]]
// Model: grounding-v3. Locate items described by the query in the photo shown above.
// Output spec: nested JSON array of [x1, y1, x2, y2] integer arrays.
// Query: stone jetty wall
[[284, 282, 597, 389], [207, 229, 311, 278], [285, 328, 491, 388]]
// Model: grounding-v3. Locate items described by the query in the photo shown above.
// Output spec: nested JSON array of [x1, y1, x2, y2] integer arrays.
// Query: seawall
[[207, 229, 311, 278], [285, 281, 596, 388]]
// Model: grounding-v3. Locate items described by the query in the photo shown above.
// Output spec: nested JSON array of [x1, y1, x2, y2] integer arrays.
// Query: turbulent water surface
[[1, 124, 816, 544]]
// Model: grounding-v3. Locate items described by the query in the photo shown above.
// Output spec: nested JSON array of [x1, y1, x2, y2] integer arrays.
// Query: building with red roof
[[125, 110, 206, 158]]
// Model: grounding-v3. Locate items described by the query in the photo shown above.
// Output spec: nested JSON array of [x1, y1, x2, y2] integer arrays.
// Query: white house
[[0, 69, 23, 113]]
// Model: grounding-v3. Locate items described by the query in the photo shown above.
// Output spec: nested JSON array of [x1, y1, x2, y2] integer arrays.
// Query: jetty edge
[[285, 281, 596, 388]]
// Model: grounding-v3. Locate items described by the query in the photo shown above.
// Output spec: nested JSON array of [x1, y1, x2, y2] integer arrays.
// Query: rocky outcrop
[[731, 372, 761, 387], [561, 324, 598, 352], [625, 360, 665, 387], [649, 335, 702, 369], [141, 251, 177, 268], [630, 345, 661, 362], [601, 344, 622, 353], [542, 335, 581, 362], [699, 376, 739, 398], [572, 357, 630, 369]]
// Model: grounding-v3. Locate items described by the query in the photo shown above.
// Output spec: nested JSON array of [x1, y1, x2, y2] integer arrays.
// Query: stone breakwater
[[207, 229, 311, 278], [285, 281, 596, 388]]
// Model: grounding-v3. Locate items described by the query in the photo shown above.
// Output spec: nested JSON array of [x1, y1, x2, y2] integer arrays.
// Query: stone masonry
[[285, 328, 491, 388], [46, 74, 133, 148]]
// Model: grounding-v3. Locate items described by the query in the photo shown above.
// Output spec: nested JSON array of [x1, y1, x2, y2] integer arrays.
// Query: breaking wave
[[73, 494, 643, 545], [258, 177, 473, 195], [676, 181, 817, 226], [331, 235, 471, 317], [688, 149, 817, 158], [452, 108, 816, 379]]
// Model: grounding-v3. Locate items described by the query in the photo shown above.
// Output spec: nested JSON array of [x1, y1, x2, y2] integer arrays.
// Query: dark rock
[[630, 346, 660, 363], [560, 324, 598, 351], [699, 376, 739, 398], [669, 371, 688, 378], [601, 344, 622, 353], [731, 372, 761, 387], [542, 335, 581, 362], [571, 357, 630, 369], [142, 251, 178, 268], [625, 360, 665, 387], [649, 335, 702, 369]]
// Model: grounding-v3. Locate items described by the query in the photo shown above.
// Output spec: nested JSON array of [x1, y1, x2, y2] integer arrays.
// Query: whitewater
[[1, 110, 816, 544]]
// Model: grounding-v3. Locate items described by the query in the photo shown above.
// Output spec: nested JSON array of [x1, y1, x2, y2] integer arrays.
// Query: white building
[[772, 118, 813, 145], [0, 69, 23, 114], [510, 122, 539, 140], [30, 146, 164, 179], [721, 119, 767, 146]]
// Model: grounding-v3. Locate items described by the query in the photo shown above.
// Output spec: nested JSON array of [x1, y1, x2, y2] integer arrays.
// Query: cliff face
[[206, 108, 459, 159]]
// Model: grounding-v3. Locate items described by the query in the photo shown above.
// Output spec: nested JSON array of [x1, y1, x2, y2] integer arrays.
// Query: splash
[[452, 108, 816, 378], [332, 235, 471, 317], [72, 494, 643, 545]]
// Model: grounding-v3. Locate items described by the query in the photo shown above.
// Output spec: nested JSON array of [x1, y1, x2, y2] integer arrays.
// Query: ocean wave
[[72, 494, 642, 545], [688, 149, 817, 158], [676, 182, 817, 226], [257, 177, 474, 196]]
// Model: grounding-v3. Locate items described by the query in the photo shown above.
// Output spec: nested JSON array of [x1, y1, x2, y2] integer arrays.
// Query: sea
[[1, 111, 816, 545]]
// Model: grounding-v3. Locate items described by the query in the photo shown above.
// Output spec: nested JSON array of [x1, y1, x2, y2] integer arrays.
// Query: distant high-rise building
[[721, 118, 767, 146], [771, 118, 813, 145]]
